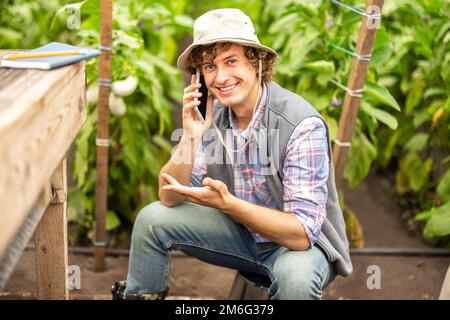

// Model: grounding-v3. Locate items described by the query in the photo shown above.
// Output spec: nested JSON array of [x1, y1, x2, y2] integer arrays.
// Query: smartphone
[[193, 69, 208, 122]]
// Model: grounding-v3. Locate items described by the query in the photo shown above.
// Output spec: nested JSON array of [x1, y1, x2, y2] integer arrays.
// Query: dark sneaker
[[111, 281, 169, 300]]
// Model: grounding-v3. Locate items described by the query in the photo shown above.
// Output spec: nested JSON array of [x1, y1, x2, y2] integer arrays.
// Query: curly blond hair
[[187, 42, 277, 83]]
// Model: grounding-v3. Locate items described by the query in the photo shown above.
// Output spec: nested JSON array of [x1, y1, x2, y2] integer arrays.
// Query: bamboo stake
[[94, 0, 113, 272], [333, 0, 384, 191]]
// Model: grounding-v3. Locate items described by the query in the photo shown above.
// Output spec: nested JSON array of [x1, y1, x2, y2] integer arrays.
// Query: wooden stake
[[333, 0, 384, 191], [94, 0, 113, 272]]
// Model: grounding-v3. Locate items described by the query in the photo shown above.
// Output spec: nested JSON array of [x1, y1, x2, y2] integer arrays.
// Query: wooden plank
[[0, 61, 86, 258], [332, 0, 384, 190], [35, 159, 68, 300]]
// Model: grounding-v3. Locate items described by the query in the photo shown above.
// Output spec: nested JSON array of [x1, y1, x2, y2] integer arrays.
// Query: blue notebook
[[0, 42, 100, 70]]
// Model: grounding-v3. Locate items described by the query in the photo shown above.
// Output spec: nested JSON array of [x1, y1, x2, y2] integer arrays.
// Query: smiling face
[[200, 44, 261, 114]]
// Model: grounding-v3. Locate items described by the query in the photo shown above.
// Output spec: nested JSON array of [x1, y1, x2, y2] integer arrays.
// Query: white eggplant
[[109, 93, 127, 117], [86, 83, 99, 105], [112, 76, 138, 97]]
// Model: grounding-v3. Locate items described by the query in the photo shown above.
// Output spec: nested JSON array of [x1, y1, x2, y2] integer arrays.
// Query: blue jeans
[[125, 201, 336, 300]]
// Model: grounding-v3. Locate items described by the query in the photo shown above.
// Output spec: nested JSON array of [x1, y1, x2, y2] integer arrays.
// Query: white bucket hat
[[177, 8, 277, 71]]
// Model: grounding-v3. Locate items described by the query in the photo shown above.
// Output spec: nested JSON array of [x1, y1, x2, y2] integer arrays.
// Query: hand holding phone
[[193, 69, 208, 122], [180, 70, 212, 140]]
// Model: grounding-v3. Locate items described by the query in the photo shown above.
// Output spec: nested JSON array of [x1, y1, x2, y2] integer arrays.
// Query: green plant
[[0, 0, 69, 48], [374, 0, 450, 245], [256, 0, 449, 245], [57, 0, 193, 239], [257, 0, 402, 189]]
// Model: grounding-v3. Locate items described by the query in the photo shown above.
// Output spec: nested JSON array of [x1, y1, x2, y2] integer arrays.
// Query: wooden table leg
[[439, 265, 450, 300], [35, 159, 68, 300]]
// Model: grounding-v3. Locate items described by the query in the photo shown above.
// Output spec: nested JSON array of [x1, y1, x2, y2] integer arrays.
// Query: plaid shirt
[[191, 84, 329, 246]]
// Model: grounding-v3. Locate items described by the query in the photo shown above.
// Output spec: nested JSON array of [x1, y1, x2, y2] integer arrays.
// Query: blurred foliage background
[[0, 0, 448, 247]]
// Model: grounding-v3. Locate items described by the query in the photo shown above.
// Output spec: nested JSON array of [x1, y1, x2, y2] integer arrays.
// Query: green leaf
[[424, 202, 450, 239], [409, 158, 432, 192], [413, 108, 430, 128], [316, 73, 332, 87], [114, 30, 143, 49], [413, 27, 432, 59], [374, 27, 389, 48], [0, 27, 22, 41], [152, 135, 173, 154], [372, 29, 393, 66], [341, 11, 361, 28], [437, 20, 450, 41], [302, 61, 335, 75], [143, 146, 160, 177], [50, 1, 85, 30], [437, 169, 450, 202], [300, 91, 330, 112], [268, 13, 298, 34], [404, 133, 429, 153], [144, 51, 179, 75], [371, 44, 394, 66], [81, 0, 100, 15], [68, 205, 79, 223], [415, 207, 435, 221], [361, 102, 398, 130], [75, 0, 101, 31], [272, 33, 288, 51], [173, 14, 194, 29], [397, 153, 432, 192], [378, 130, 399, 168], [322, 114, 337, 141], [106, 210, 121, 231], [395, 168, 410, 195], [74, 152, 88, 188], [378, 75, 398, 88], [344, 132, 377, 188], [405, 79, 424, 114], [443, 32, 450, 45], [424, 87, 446, 99], [365, 82, 401, 111]]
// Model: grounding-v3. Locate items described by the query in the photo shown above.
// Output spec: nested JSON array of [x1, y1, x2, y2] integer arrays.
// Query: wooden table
[[0, 53, 86, 299]]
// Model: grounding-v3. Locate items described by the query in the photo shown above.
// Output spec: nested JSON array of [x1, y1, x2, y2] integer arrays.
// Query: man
[[113, 8, 352, 300]]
